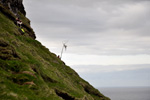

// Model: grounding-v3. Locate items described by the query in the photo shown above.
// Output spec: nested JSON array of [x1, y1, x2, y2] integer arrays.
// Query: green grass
[[0, 5, 110, 100]]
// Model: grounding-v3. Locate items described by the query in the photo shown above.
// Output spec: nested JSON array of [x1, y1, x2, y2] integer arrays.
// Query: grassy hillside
[[0, 3, 110, 100]]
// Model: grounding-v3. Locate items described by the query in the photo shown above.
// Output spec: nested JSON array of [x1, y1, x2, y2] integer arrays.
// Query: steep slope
[[0, 1, 110, 100]]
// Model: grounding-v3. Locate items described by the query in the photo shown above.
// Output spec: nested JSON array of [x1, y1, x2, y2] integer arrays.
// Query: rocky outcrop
[[1, 0, 26, 16]]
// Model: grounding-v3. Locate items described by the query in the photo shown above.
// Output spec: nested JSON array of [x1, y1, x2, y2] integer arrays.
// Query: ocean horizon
[[99, 86, 150, 100]]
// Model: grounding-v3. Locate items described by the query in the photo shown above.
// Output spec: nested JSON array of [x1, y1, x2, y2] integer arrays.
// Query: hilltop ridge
[[0, 1, 110, 100]]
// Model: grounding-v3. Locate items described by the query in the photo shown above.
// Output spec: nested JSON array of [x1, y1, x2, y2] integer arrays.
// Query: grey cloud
[[24, 0, 150, 55], [71, 64, 150, 73]]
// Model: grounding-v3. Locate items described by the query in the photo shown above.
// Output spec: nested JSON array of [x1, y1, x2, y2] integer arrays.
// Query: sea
[[99, 87, 150, 100]]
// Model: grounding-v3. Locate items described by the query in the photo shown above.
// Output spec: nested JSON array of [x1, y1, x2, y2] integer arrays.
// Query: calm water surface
[[99, 87, 150, 100]]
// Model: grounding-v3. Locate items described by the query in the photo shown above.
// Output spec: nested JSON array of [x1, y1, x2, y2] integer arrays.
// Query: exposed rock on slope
[[1, 0, 26, 15], [0, 1, 110, 100]]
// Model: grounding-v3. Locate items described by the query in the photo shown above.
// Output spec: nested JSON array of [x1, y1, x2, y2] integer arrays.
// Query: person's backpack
[[18, 28, 25, 35]]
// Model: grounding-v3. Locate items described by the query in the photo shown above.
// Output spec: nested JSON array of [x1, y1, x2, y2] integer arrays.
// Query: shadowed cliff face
[[0, 1, 110, 100], [1, 0, 26, 15]]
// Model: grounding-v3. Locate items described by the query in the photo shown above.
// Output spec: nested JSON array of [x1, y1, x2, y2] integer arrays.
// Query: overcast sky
[[23, 0, 150, 87]]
